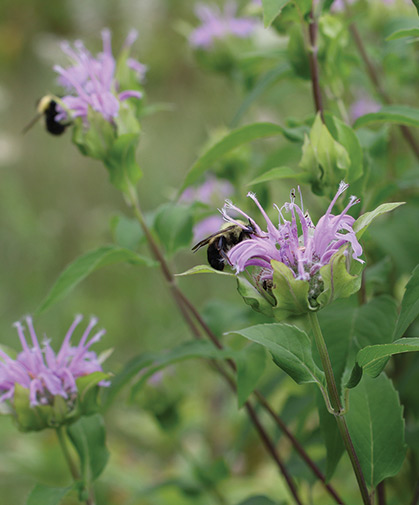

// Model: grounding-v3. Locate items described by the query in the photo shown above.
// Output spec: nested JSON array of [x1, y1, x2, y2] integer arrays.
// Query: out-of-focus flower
[[189, 1, 257, 49], [350, 96, 381, 122], [222, 181, 363, 285], [331, 0, 407, 12], [0, 315, 108, 409], [180, 175, 234, 242], [54, 29, 145, 123]]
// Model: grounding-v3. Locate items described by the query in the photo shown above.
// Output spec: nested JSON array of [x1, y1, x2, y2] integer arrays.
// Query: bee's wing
[[191, 225, 236, 252], [22, 113, 43, 134]]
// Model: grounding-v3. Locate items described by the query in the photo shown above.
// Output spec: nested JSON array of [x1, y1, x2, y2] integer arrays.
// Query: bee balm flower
[[221, 182, 364, 318], [0, 315, 109, 431], [190, 1, 257, 49], [54, 29, 145, 123]]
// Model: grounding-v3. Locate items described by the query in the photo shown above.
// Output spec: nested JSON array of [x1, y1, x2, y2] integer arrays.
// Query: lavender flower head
[[0, 315, 108, 409], [54, 29, 146, 123], [190, 1, 257, 49], [221, 182, 363, 289]]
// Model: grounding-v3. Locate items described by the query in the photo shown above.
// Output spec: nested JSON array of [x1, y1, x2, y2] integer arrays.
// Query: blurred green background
[[1, 0, 418, 504]]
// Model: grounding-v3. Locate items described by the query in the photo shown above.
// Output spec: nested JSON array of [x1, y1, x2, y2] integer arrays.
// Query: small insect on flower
[[22, 95, 70, 136], [192, 220, 257, 271]]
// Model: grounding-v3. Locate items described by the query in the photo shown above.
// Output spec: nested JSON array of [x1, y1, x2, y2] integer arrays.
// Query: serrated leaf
[[67, 414, 109, 483], [346, 374, 406, 488], [353, 105, 419, 129], [353, 202, 405, 239], [357, 337, 419, 377], [236, 344, 266, 408], [246, 166, 310, 186], [179, 123, 286, 193], [154, 203, 193, 255], [104, 133, 142, 192], [262, 0, 290, 27], [26, 484, 74, 505], [36, 245, 155, 314], [230, 323, 325, 387], [386, 27, 419, 41], [175, 264, 234, 277], [393, 264, 419, 339]]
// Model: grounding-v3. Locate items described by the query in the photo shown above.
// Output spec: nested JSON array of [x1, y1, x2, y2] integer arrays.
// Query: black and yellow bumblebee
[[192, 220, 257, 271], [22, 95, 70, 136]]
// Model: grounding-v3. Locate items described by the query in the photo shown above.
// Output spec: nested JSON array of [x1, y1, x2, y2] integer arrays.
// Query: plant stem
[[343, 0, 419, 161], [56, 426, 79, 481], [125, 186, 303, 504], [377, 481, 386, 505], [307, 9, 324, 121], [308, 312, 371, 505], [56, 427, 96, 505]]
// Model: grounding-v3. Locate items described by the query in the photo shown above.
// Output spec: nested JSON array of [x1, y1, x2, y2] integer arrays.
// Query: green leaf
[[262, 0, 290, 27], [346, 374, 406, 488], [316, 391, 344, 481], [76, 372, 110, 416], [271, 261, 310, 321], [179, 123, 286, 193], [104, 133, 142, 192], [36, 245, 155, 314], [353, 105, 419, 129], [246, 166, 310, 186], [236, 496, 280, 505], [386, 27, 419, 41], [175, 264, 234, 277], [411, 0, 419, 16], [154, 203, 193, 255], [299, 114, 350, 197], [287, 25, 311, 80], [129, 341, 238, 400], [393, 264, 419, 339], [26, 484, 74, 505], [236, 344, 266, 408], [357, 338, 419, 378], [237, 277, 275, 318], [353, 202, 405, 239], [110, 214, 143, 250], [231, 64, 291, 127], [230, 323, 325, 388], [327, 116, 363, 184], [317, 250, 362, 308], [67, 414, 109, 483]]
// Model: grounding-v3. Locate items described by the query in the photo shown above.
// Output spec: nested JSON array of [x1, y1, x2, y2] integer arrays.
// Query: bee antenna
[[21, 114, 43, 135]]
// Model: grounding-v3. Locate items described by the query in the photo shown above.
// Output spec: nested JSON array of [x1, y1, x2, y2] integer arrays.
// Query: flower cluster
[[0, 315, 108, 408], [54, 29, 146, 123], [221, 182, 363, 288], [189, 1, 257, 49]]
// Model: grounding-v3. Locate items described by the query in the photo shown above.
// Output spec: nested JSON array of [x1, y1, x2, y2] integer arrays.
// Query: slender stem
[[377, 481, 386, 505], [125, 187, 304, 504], [410, 482, 419, 505], [56, 426, 79, 481], [308, 312, 371, 505], [307, 9, 324, 121], [343, 1, 419, 160], [56, 428, 96, 505]]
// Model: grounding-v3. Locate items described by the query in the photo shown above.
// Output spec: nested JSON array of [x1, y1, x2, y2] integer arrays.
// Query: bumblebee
[[192, 220, 257, 271], [22, 95, 69, 136]]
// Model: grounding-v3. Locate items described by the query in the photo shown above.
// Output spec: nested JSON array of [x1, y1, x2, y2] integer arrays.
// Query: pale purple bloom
[[221, 182, 363, 284], [0, 315, 108, 408], [331, 0, 406, 12], [193, 215, 225, 243], [350, 97, 381, 122], [54, 29, 145, 123], [180, 175, 234, 206], [190, 1, 257, 49]]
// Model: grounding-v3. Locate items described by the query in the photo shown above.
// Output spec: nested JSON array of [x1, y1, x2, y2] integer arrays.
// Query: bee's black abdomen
[[44, 101, 67, 135], [207, 241, 225, 271]]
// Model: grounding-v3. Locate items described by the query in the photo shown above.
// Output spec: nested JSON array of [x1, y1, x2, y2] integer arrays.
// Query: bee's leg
[[217, 236, 233, 267]]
